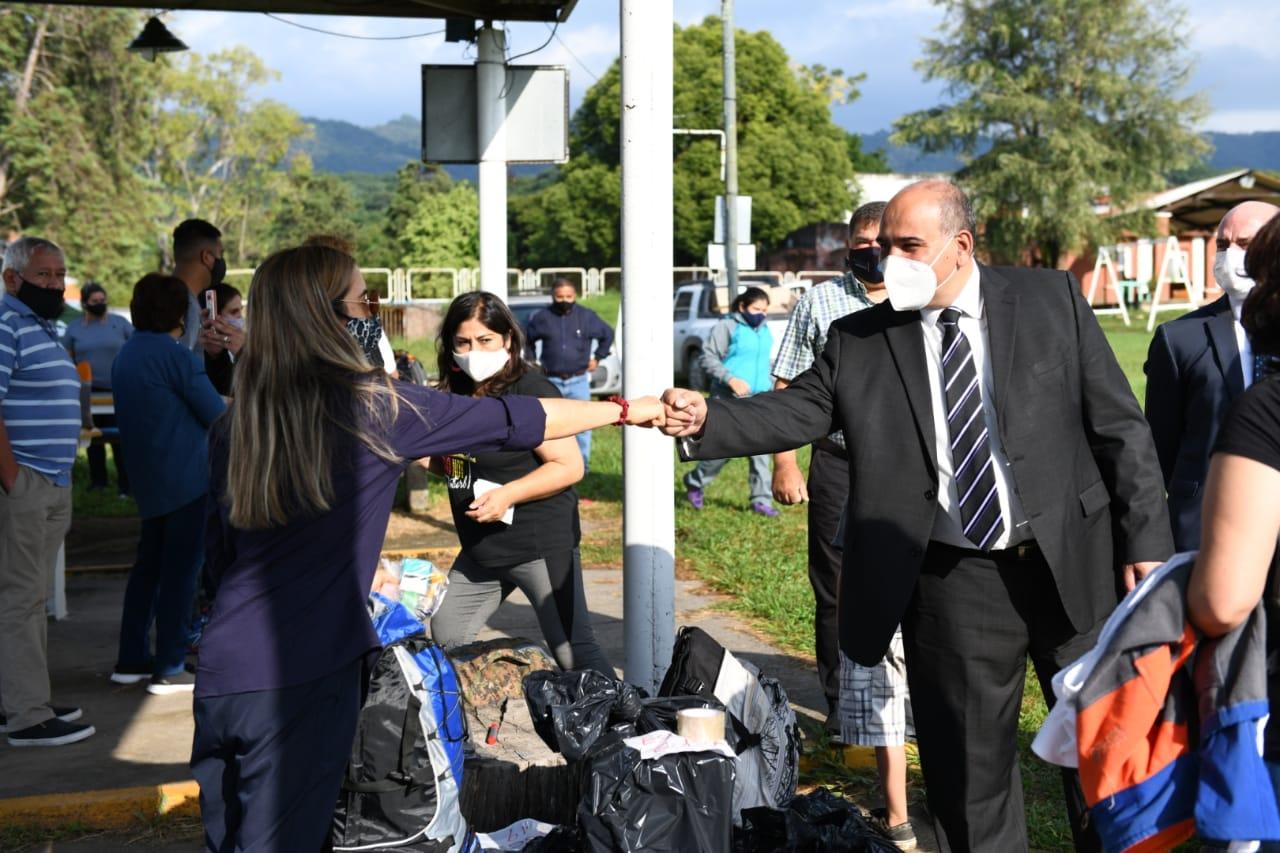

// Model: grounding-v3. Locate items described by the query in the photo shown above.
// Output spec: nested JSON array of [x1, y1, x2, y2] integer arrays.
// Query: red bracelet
[[608, 395, 629, 426]]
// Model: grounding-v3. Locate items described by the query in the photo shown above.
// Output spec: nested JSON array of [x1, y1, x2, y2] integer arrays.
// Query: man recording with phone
[[171, 219, 242, 360]]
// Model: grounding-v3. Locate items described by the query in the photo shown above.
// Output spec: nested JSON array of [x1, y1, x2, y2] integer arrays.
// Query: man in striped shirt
[[0, 237, 95, 747]]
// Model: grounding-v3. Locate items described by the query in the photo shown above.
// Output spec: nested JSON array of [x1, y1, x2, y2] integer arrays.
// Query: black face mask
[[550, 300, 573, 315], [209, 256, 227, 288], [85, 302, 108, 317], [17, 279, 65, 320], [847, 246, 884, 284]]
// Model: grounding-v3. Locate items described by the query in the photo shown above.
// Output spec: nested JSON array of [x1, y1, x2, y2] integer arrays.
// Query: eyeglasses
[[334, 291, 380, 317]]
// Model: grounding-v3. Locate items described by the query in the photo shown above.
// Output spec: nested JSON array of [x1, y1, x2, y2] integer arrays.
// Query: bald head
[[1217, 201, 1280, 251], [878, 180, 978, 309]]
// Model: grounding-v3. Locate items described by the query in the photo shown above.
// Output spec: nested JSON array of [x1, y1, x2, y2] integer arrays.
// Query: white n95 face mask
[[880, 235, 958, 312], [454, 348, 509, 383], [1213, 245, 1253, 300]]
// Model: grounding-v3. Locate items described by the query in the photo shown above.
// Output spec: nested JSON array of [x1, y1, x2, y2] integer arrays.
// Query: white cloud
[[1204, 109, 1280, 133], [845, 0, 936, 20]]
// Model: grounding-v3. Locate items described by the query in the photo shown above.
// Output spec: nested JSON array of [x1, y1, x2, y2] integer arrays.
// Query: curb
[[0, 780, 200, 831]]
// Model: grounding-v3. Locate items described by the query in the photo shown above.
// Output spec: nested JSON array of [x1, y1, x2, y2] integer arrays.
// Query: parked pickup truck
[[672, 279, 809, 390]]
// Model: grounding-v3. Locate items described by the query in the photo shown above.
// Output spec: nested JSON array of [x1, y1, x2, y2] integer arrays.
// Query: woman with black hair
[[429, 291, 612, 675], [64, 282, 132, 495]]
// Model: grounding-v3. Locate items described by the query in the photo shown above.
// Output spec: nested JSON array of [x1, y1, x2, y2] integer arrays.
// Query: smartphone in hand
[[204, 289, 217, 326]]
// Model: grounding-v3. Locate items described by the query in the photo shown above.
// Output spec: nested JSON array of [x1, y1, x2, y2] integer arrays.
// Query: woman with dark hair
[[64, 281, 132, 495], [1188, 212, 1280, 801], [191, 252, 660, 850], [109, 274, 225, 693], [203, 282, 242, 396], [428, 291, 611, 674], [682, 286, 779, 516]]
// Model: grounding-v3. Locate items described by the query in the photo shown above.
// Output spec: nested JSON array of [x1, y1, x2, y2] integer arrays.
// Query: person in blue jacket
[[109, 274, 225, 695], [682, 286, 778, 517]]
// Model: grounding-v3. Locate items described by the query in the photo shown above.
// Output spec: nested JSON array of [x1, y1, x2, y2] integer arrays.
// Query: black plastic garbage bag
[[579, 733, 736, 853], [734, 788, 900, 853], [524, 670, 727, 763], [524, 670, 645, 762]]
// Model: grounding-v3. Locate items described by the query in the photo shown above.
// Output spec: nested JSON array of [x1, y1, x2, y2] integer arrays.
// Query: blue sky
[[170, 0, 1280, 134]]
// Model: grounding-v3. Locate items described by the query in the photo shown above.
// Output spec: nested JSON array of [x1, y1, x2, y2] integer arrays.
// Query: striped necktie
[[939, 308, 1006, 550]]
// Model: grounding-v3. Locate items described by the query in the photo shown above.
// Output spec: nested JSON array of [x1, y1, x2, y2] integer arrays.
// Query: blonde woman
[[189, 245, 664, 851]]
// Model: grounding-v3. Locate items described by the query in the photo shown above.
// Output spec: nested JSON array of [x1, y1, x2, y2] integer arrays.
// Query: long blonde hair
[[225, 245, 399, 529]]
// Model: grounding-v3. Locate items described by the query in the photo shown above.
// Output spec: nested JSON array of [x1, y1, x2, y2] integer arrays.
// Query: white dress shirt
[[920, 264, 1032, 549], [1229, 293, 1254, 389]]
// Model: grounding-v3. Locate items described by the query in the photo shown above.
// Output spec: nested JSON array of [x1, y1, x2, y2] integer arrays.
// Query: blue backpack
[[332, 595, 472, 852]]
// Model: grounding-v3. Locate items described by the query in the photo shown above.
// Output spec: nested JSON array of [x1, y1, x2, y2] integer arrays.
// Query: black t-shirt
[[444, 372, 580, 567], [1214, 377, 1280, 759]]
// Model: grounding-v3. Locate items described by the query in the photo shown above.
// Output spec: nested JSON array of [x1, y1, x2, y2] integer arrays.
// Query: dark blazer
[[1144, 296, 1244, 551], [681, 265, 1173, 666]]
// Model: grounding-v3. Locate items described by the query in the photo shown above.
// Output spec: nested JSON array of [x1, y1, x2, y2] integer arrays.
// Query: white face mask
[[1213, 245, 1253, 301], [880, 235, 959, 312], [224, 316, 245, 331], [453, 347, 509, 383]]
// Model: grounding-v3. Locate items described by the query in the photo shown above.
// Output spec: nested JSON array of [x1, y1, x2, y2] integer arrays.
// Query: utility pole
[[620, 0, 675, 694], [722, 0, 739, 297], [476, 24, 508, 300]]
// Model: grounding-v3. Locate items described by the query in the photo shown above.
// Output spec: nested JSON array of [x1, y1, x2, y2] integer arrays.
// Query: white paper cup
[[677, 707, 725, 744]]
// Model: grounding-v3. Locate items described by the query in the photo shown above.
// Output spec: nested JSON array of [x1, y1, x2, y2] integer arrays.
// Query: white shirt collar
[[920, 262, 982, 328], [1228, 291, 1248, 323]]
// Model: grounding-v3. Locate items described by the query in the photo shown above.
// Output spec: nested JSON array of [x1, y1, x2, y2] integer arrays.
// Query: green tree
[[263, 157, 360, 252], [0, 6, 160, 298], [512, 16, 859, 267], [893, 0, 1209, 267], [400, 181, 479, 269], [143, 47, 308, 267]]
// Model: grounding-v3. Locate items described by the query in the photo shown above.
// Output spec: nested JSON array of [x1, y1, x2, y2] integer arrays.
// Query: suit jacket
[[681, 265, 1174, 666], [1143, 296, 1243, 551]]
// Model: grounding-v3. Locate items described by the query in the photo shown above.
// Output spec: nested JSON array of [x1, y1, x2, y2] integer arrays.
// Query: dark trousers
[[87, 413, 128, 493], [806, 442, 848, 720], [902, 542, 1102, 853], [192, 657, 363, 853], [116, 496, 205, 676]]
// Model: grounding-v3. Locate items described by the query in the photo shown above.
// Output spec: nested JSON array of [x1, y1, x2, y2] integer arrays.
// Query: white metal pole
[[722, 0, 739, 296], [620, 0, 675, 694], [476, 25, 508, 300]]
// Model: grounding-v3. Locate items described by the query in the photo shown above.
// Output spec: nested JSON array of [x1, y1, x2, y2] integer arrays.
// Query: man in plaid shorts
[[772, 201, 916, 847]]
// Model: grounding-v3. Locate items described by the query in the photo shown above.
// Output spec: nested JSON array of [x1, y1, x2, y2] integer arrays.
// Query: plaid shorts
[[839, 626, 912, 747]]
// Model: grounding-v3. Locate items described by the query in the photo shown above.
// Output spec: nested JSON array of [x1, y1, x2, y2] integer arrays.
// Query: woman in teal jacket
[[682, 286, 778, 517]]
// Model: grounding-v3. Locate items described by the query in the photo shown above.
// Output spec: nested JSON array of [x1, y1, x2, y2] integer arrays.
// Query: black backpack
[[660, 626, 801, 821], [331, 635, 472, 852]]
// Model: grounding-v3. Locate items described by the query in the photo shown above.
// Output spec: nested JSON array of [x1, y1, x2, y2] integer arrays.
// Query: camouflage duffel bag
[[446, 637, 558, 718]]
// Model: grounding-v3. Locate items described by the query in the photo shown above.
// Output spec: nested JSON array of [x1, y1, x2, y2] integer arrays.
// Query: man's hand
[[588, 358, 598, 372], [772, 456, 809, 504], [660, 388, 707, 438], [727, 377, 751, 398], [1123, 561, 1163, 592]]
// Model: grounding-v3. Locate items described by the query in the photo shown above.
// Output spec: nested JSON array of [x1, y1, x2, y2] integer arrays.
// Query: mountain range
[[299, 115, 1280, 179]]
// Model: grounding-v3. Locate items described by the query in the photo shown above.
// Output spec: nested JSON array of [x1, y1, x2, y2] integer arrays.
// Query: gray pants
[[431, 547, 612, 676], [683, 452, 773, 507], [0, 466, 72, 731]]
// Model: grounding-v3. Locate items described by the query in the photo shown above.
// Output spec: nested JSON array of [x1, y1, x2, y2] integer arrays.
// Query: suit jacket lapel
[[979, 265, 1018, 424], [1205, 297, 1245, 400], [882, 311, 937, 479]]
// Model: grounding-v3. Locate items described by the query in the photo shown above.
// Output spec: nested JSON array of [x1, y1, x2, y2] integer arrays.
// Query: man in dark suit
[[661, 180, 1173, 852], [1145, 201, 1279, 551]]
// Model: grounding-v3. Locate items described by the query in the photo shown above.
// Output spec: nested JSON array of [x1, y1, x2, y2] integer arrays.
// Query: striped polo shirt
[[0, 292, 81, 486]]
